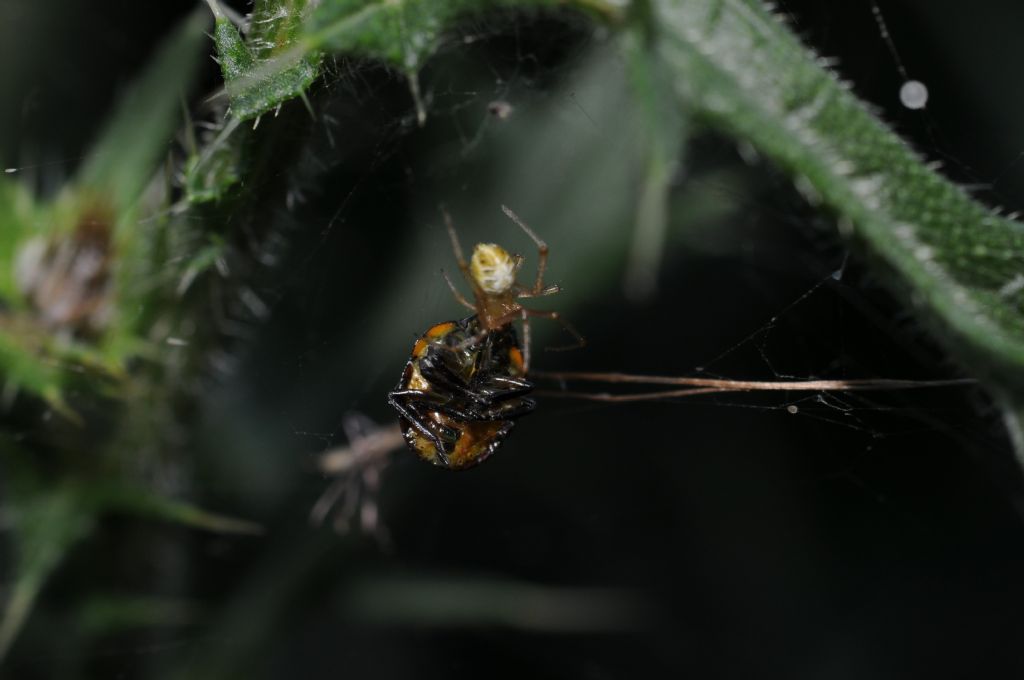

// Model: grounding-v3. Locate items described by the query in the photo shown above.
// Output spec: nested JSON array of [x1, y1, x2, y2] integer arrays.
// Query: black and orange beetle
[[387, 316, 535, 469]]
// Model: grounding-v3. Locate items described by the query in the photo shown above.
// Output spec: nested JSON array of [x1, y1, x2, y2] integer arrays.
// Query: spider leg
[[441, 205, 476, 291], [442, 269, 475, 310], [476, 307, 534, 371], [501, 204, 549, 295], [452, 327, 490, 356], [516, 283, 560, 299], [525, 309, 587, 353]]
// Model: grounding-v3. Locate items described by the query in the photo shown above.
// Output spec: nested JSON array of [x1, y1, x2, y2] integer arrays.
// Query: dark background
[[2, 1, 1024, 677]]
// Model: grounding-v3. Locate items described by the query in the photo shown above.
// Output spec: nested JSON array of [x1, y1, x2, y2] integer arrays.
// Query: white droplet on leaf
[[899, 80, 928, 110]]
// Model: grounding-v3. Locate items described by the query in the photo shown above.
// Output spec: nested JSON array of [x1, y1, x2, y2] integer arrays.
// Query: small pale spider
[[441, 204, 584, 371]]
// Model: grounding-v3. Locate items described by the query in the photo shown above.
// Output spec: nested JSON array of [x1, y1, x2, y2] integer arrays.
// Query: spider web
[[4, 2, 1024, 678], [248, 0, 1021, 559], [277, 5, 1010, 487], [257, 7, 1024, 674]]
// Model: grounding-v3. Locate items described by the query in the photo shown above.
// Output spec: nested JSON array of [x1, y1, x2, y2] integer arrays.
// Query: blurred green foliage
[[200, 0, 1024, 392], [207, 0, 320, 120], [1, 0, 1023, 674], [654, 0, 1024, 387], [0, 7, 260, 664]]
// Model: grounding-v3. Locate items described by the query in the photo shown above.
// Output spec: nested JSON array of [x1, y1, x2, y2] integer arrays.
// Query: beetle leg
[[470, 374, 534, 404], [387, 390, 456, 465], [417, 343, 531, 411], [480, 396, 536, 420], [417, 347, 479, 402]]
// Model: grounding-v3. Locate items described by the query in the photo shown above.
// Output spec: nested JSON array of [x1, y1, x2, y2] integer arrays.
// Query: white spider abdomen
[[470, 243, 516, 294]]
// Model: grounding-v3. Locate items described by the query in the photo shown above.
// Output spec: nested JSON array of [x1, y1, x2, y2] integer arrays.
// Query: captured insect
[[387, 316, 534, 469], [387, 205, 582, 470]]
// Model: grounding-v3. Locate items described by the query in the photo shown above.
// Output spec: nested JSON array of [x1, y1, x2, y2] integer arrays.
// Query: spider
[[386, 206, 582, 469], [440, 204, 584, 372]]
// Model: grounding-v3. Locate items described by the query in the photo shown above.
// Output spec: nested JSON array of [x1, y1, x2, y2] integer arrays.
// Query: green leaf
[[0, 472, 258, 662], [306, 0, 621, 66], [307, 0, 558, 123], [649, 0, 1024, 391], [207, 0, 320, 121], [249, 0, 316, 61], [999, 397, 1024, 469], [620, 13, 687, 300], [0, 179, 33, 301], [92, 484, 264, 535], [75, 8, 209, 216], [206, 0, 622, 123], [77, 595, 200, 635], [0, 333, 64, 409], [309, 0, 486, 67], [0, 9, 210, 407], [0, 485, 96, 661], [183, 118, 244, 204], [176, 236, 227, 295]]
